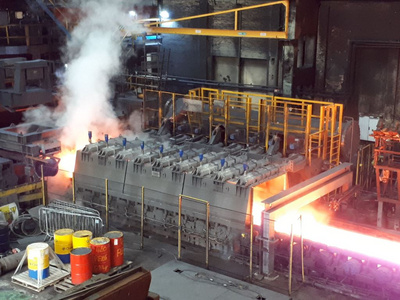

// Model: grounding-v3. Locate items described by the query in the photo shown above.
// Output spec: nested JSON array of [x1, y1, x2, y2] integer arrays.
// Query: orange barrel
[[54, 228, 74, 263], [104, 231, 124, 267], [72, 230, 92, 249], [70, 247, 92, 285], [90, 237, 111, 274], [27, 243, 49, 280]]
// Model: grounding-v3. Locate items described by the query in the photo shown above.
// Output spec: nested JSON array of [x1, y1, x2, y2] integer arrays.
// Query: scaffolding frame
[[142, 88, 343, 167]]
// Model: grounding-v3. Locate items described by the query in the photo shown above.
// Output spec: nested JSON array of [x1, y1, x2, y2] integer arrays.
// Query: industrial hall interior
[[1, 0, 400, 299]]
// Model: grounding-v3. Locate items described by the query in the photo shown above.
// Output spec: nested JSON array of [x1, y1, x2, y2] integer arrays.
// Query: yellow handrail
[[143, 88, 343, 166], [144, 1, 289, 39]]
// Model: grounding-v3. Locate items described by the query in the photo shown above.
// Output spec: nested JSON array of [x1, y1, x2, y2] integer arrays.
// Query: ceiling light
[[160, 10, 170, 20]]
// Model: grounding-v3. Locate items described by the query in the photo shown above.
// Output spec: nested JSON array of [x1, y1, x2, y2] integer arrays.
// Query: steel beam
[[267, 171, 353, 220], [261, 163, 353, 274], [146, 1, 289, 40], [0, 182, 42, 198], [148, 28, 287, 39], [32, 0, 71, 39], [263, 163, 352, 210]]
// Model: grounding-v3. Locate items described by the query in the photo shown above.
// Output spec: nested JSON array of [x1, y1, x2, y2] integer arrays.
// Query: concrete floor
[[0, 229, 355, 300], [149, 260, 289, 300]]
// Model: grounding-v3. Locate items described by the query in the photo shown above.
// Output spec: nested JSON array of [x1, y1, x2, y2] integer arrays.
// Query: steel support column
[[261, 163, 353, 274]]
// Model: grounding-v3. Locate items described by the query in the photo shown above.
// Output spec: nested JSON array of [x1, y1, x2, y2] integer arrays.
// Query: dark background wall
[[161, 0, 209, 79], [160, 0, 286, 92], [315, 1, 400, 119]]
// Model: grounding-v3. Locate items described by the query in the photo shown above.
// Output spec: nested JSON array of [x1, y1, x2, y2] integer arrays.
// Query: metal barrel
[[104, 231, 124, 267], [27, 243, 49, 280], [90, 237, 111, 274], [0, 224, 10, 253], [70, 247, 92, 285], [72, 230, 92, 249], [54, 228, 74, 263]]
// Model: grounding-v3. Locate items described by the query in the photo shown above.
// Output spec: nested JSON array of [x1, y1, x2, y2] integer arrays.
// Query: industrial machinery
[[0, 122, 61, 205], [69, 86, 400, 298], [0, 58, 54, 112], [71, 91, 347, 264], [74, 133, 306, 248]]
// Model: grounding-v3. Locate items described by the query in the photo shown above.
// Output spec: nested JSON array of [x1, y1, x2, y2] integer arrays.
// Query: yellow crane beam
[[145, 1, 289, 39]]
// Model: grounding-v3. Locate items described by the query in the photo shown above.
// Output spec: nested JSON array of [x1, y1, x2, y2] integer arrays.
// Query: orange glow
[[251, 174, 287, 226], [252, 201, 265, 226], [56, 148, 77, 178], [275, 209, 400, 265]]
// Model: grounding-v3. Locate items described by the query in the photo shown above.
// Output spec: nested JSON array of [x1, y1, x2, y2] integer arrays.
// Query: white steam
[[24, 0, 145, 150]]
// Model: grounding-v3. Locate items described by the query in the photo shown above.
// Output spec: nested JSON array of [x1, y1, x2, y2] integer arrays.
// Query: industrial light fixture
[[159, 10, 170, 20], [128, 10, 137, 18]]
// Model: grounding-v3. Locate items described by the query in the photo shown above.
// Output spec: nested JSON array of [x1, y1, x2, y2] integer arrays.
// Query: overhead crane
[[143, 1, 289, 39]]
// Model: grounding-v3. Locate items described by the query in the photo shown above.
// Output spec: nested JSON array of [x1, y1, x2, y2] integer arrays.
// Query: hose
[[10, 214, 41, 238]]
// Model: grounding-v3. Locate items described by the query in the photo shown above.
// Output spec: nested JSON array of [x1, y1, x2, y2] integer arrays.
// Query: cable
[[10, 214, 41, 238]]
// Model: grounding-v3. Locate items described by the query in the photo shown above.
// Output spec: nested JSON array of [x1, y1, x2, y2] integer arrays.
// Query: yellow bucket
[[54, 228, 74, 263], [73, 230, 93, 249], [27, 242, 49, 280]]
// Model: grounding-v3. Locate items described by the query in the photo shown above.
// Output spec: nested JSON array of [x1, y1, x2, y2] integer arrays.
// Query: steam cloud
[[24, 0, 145, 150]]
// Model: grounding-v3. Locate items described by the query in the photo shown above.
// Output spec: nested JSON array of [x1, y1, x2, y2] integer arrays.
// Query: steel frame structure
[[261, 163, 353, 274], [372, 131, 400, 228], [145, 1, 289, 39], [143, 88, 343, 167]]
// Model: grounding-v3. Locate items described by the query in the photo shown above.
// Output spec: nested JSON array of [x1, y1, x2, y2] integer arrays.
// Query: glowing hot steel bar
[[261, 163, 354, 274], [275, 211, 400, 266]]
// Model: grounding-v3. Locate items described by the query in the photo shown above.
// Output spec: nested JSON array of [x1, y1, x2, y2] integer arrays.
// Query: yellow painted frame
[[145, 1, 289, 39]]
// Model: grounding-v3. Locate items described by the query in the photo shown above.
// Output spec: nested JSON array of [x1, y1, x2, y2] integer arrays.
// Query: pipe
[[141, 186, 144, 250], [288, 222, 294, 295], [41, 164, 46, 206], [300, 214, 305, 282], [206, 203, 210, 269], [72, 172, 76, 204], [178, 195, 182, 260], [355, 148, 361, 186], [105, 178, 109, 231], [0, 250, 26, 275], [250, 214, 254, 281]]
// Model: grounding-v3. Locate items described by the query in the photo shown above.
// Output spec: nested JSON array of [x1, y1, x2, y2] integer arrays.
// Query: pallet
[[12, 266, 70, 292], [54, 277, 74, 293]]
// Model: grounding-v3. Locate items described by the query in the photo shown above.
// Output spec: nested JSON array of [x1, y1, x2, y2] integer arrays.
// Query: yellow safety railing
[[266, 101, 312, 157], [308, 130, 325, 165], [144, 1, 289, 40], [0, 23, 52, 47], [142, 88, 344, 166]]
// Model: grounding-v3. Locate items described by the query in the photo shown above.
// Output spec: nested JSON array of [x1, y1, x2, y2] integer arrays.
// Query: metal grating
[[39, 200, 104, 237]]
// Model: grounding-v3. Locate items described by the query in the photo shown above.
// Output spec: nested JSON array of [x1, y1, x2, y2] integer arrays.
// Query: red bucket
[[70, 247, 92, 285], [90, 237, 111, 274], [104, 231, 124, 267]]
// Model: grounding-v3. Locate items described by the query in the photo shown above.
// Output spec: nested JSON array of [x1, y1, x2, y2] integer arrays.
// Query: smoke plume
[[24, 0, 145, 150]]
